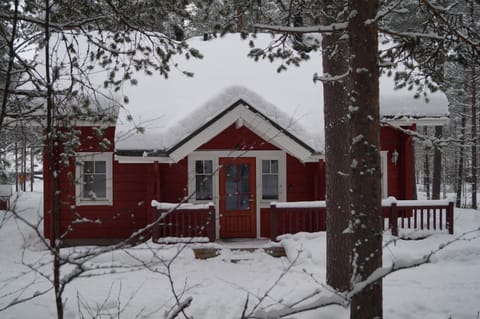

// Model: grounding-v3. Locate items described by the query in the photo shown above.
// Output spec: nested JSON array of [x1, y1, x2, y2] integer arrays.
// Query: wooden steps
[[151, 238, 286, 260], [193, 244, 286, 260]]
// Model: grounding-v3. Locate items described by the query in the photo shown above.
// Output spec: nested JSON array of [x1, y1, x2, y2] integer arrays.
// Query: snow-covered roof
[[114, 33, 449, 155]]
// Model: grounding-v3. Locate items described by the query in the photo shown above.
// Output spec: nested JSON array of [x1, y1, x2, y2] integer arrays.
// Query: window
[[195, 160, 213, 200], [380, 151, 388, 198], [82, 161, 107, 199], [262, 159, 279, 200], [76, 153, 113, 206]]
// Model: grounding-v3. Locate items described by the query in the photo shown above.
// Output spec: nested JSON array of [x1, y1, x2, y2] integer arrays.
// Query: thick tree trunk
[[348, 0, 382, 318], [432, 126, 442, 200], [320, 0, 352, 292]]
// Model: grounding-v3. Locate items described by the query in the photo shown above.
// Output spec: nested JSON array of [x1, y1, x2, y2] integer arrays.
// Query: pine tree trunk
[[456, 107, 467, 208], [348, 0, 382, 317], [471, 61, 477, 208], [321, 0, 352, 292], [432, 126, 442, 200]]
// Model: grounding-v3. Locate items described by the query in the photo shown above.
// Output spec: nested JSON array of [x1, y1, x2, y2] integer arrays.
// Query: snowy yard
[[1, 187, 480, 319]]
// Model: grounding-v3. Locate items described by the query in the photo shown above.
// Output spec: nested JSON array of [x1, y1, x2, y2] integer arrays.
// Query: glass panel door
[[225, 163, 250, 210], [219, 157, 256, 238]]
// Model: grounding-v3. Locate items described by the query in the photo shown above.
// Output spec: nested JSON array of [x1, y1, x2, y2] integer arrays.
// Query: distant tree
[[468, 0, 478, 208], [189, 0, 286, 36]]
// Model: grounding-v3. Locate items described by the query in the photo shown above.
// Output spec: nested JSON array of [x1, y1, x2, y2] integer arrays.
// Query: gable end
[[167, 99, 318, 162]]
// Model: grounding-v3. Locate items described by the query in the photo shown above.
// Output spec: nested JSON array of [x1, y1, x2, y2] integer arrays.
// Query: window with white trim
[[195, 160, 213, 200], [76, 152, 113, 206], [380, 151, 388, 198], [262, 159, 279, 200]]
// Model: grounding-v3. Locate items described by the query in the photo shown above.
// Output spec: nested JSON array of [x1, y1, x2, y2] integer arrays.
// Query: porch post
[[270, 203, 277, 241], [391, 202, 398, 237], [207, 204, 216, 242], [447, 201, 454, 234]]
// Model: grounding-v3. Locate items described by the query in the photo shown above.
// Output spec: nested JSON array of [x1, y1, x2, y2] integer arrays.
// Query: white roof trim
[[383, 117, 449, 127], [168, 102, 316, 163], [115, 155, 173, 164]]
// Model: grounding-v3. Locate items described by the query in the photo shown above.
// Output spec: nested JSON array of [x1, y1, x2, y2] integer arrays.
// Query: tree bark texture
[[320, 0, 352, 292], [348, 0, 383, 318], [471, 61, 477, 208], [456, 104, 467, 208]]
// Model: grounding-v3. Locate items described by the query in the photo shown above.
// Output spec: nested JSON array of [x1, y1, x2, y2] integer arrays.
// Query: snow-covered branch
[[254, 22, 347, 34], [349, 227, 480, 297]]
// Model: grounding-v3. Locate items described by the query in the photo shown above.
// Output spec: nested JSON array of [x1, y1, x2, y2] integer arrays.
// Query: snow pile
[[2, 186, 479, 319], [151, 200, 214, 210]]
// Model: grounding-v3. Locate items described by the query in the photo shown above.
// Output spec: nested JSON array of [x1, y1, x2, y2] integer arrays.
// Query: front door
[[219, 157, 256, 238]]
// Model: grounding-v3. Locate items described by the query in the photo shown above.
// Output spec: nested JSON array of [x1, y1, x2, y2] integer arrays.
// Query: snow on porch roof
[[115, 33, 449, 154]]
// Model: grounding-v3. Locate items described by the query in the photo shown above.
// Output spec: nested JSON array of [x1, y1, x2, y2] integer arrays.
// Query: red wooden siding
[[44, 120, 417, 243], [286, 155, 323, 201], [380, 125, 415, 199], [199, 124, 280, 150], [261, 157, 325, 237], [44, 126, 153, 245], [159, 158, 188, 202], [260, 208, 271, 237], [52, 161, 151, 242]]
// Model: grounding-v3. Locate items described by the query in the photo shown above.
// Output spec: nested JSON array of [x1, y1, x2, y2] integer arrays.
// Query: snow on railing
[[151, 201, 216, 243], [151, 200, 214, 210], [270, 198, 454, 240], [383, 198, 454, 237]]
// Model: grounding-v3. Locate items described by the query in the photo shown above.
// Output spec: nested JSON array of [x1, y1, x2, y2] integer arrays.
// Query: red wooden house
[[42, 34, 449, 245]]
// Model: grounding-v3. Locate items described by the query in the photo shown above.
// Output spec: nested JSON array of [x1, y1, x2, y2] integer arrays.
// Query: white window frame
[[194, 159, 214, 201], [261, 159, 280, 200], [187, 150, 286, 239], [380, 150, 388, 198], [75, 152, 113, 206], [257, 155, 286, 206]]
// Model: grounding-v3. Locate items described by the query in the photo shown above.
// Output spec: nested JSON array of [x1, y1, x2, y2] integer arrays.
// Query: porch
[[151, 198, 455, 243]]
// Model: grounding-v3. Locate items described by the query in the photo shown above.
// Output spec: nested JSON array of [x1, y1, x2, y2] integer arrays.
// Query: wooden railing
[[382, 199, 454, 236], [270, 201, 326, 240], [270, 198, 454, 240], [151, 201, 216, 243]]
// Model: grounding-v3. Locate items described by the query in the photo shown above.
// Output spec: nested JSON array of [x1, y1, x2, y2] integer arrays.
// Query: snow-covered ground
[[1, 186, 479, 319]]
